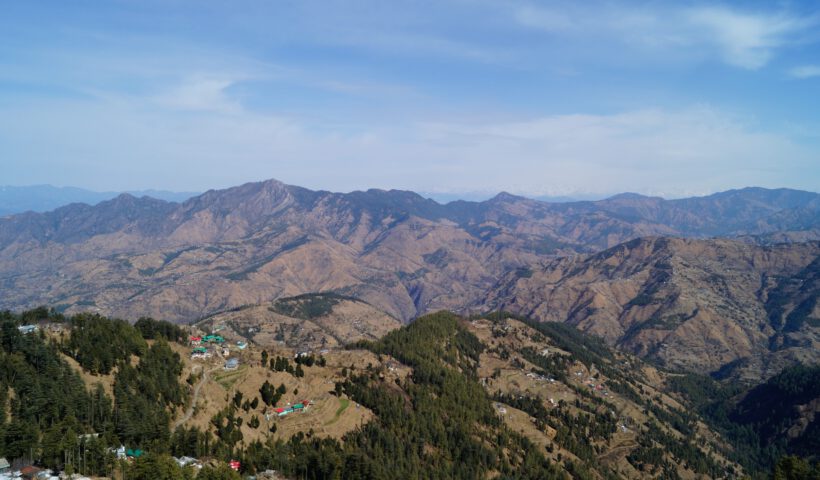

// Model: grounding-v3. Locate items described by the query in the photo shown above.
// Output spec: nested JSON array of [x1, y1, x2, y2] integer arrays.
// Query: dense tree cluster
[[670, 364, 820, 474], [627, 420, 724, 478], [210, 405, 244, 456], [113, 339, 188, 449], [771, 456, 820, 480], [63, 313, 146, 374], [269, 293, 354, 320], [269, 355, 293, 373], [259, 380, 286, 407], [294, 352, 326, 367], [0, 309, 190, 476], [336, 311, 564, 479], [134, 316, 185, 342], [122, 452, 241, 480], [170, 426, 212, 459]]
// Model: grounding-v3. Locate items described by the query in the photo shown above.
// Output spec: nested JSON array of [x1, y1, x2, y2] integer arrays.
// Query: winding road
[[174, 365, 219, 429]]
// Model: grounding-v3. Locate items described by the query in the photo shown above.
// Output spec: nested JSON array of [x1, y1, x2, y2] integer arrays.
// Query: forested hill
[[2, 307, 819, 478], [0, 309, 191, 476]]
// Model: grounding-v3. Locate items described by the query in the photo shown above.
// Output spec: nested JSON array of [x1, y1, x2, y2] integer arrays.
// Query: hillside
[[480, 237, 820, 381], [7, 307, 820, 478], [465, 314, 742, 478], [0, 179, 817, 324], [729, 364, 820, 460], [197, 293, 402, 352]]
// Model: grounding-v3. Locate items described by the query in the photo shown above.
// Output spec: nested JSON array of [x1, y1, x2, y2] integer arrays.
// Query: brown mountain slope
[[466, 315, 743, 478], [198, 293, 402, 351], [0, 179, 817, 323], [478, 237, 820, 381]]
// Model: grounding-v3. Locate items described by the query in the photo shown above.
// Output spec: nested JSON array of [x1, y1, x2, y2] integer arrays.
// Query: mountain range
[[0, 184, 198, 217], [0, 178, 818, 381]]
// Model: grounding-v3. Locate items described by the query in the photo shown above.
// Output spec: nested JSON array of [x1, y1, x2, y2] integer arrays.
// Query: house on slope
[[19, 465, 43, 479], [17, 325, 37, 335]]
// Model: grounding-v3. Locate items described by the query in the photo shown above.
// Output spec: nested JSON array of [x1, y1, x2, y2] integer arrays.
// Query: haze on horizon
[[2, 1, 819, 198]]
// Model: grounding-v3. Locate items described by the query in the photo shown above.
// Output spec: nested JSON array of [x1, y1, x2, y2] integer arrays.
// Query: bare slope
[[481, 237, 820, 380], [0, 179, 817, 323], [199, 293, 402, 351]]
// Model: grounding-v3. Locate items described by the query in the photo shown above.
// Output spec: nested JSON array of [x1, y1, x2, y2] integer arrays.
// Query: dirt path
[[598, 436, 638, 465], [175, 365, 219, 429]]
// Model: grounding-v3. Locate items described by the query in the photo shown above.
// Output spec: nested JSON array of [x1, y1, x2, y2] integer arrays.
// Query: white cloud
[[686, 7, 811, 69], [1, 92, 815, 198], [412, 107, 816, 196], [153, 76, 244, 114], [789, 65, 820, 79], [511, 3, 817, 70], [1, 1, 817, 197]]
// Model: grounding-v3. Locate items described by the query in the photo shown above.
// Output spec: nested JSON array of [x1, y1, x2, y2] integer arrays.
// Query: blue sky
[[1, 0, 819, 198]]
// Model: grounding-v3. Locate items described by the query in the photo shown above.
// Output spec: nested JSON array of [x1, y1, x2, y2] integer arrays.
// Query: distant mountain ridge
[[1, 181, 818, 248], [0, 184, 198, 216], [0, 179, 818, 381], [595, 187, 820, 237]]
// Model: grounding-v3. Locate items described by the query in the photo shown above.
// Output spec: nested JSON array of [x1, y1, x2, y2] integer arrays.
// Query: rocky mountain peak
[[488, 191, 525, 203]]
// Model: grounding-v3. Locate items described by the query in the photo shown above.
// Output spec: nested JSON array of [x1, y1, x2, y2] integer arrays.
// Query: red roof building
[[20, 465, 43, 480]]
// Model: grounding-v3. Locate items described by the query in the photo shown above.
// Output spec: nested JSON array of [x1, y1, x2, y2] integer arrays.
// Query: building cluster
[[16, 322, 64, 336], [525, 372, 555, 383], [188, 333, 248, 370], [271, 400, 312, 418], [174, 456, 202, 470], [0, 458, 90, 480], [582, 378, 608, 396]]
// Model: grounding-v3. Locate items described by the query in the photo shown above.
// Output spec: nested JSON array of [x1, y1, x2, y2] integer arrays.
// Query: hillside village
[[1, 303, 818, 479]]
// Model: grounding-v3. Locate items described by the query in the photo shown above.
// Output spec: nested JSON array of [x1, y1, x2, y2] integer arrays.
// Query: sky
[[1, 0, 819, 198]]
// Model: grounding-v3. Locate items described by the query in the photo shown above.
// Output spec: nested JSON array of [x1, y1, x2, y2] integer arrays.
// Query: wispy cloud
[[322, 30, 511, 64], [788, 65, 820, 79], [686, 7, 813, 69], [512, 2, 818, 69], [1, 90, 815, 197], [413, 106, 816, 196], [1, 0, 818, 197], [153, 76, 244, 114]]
